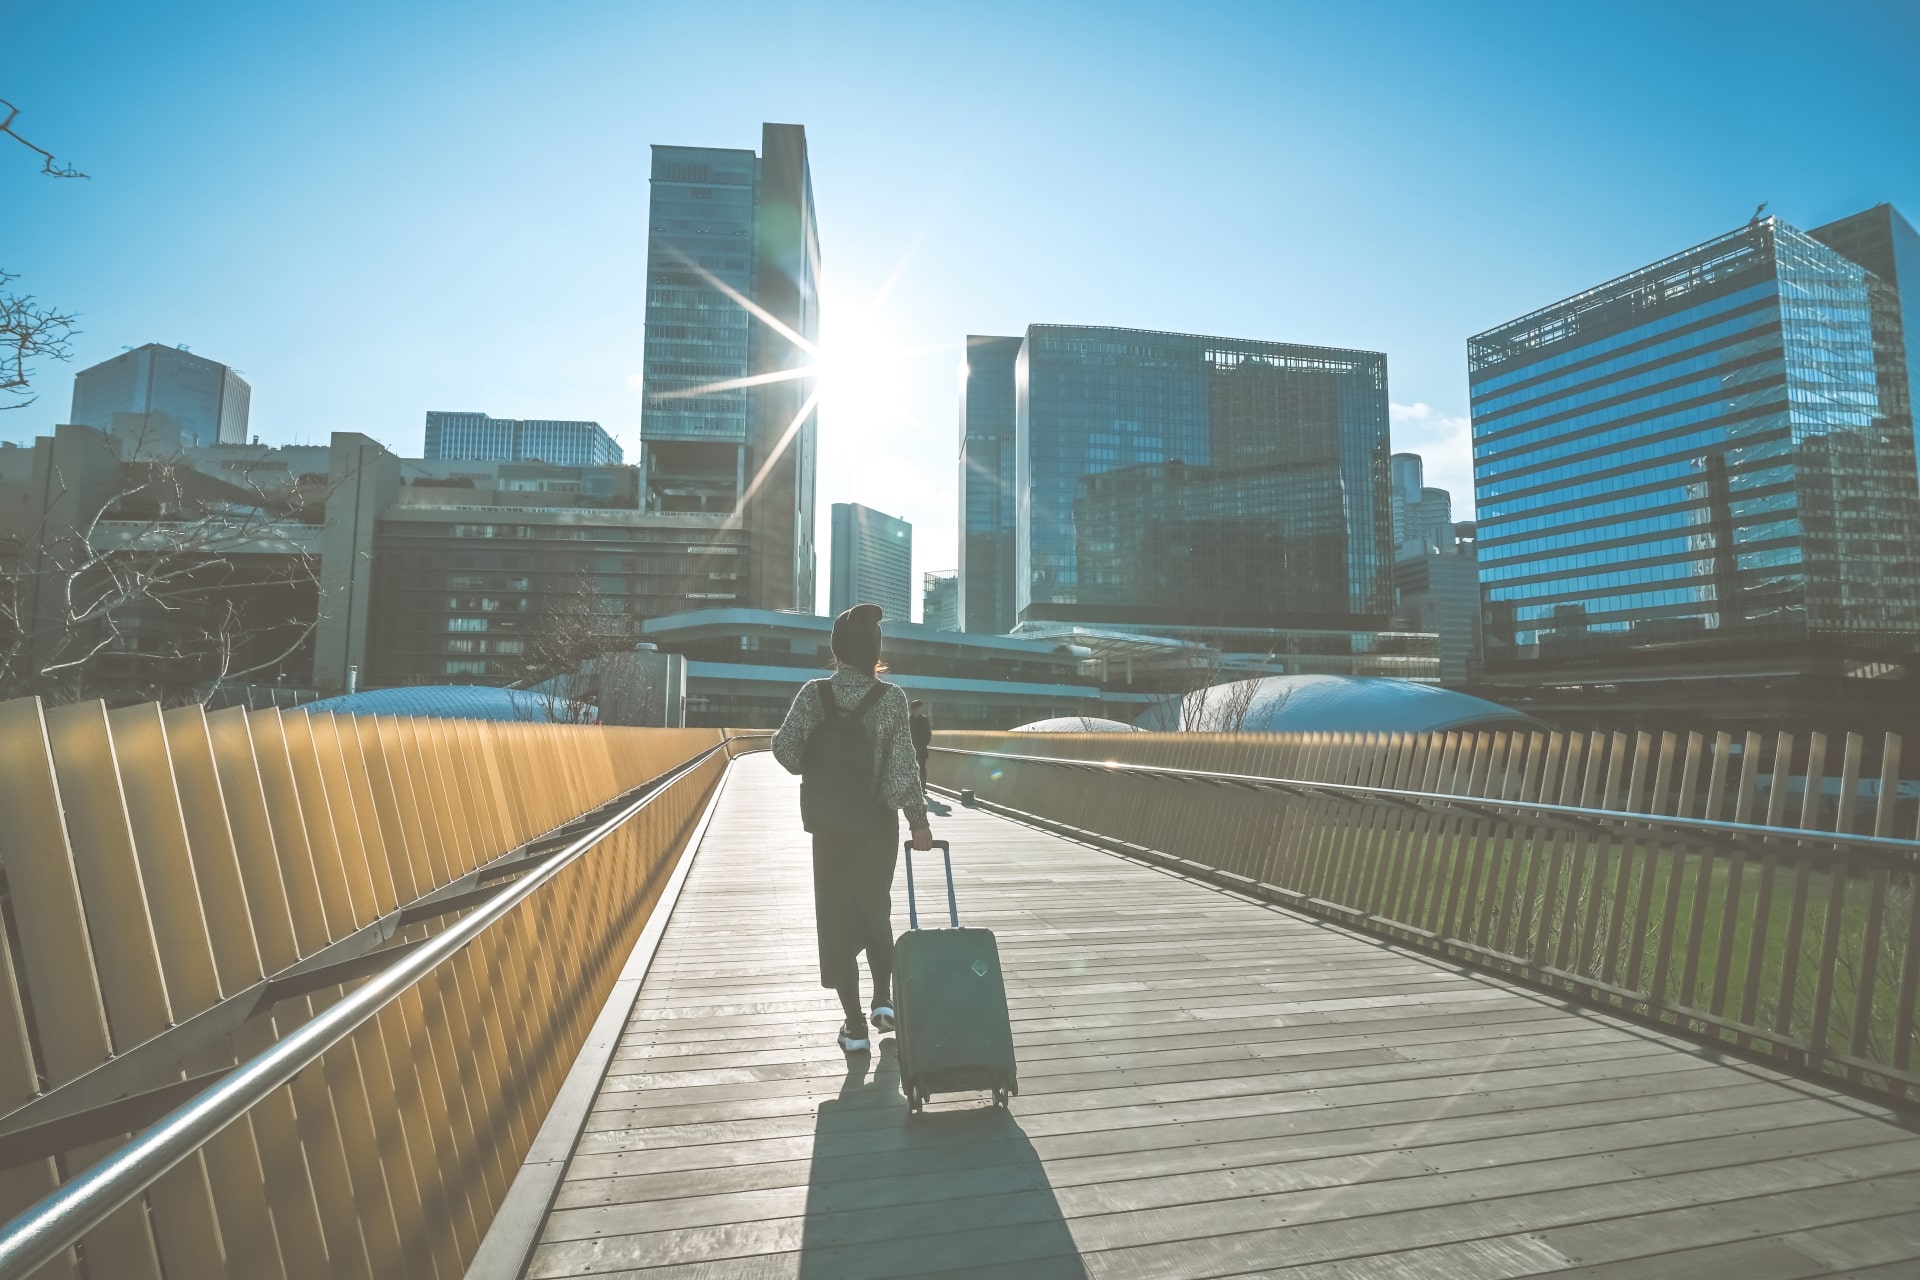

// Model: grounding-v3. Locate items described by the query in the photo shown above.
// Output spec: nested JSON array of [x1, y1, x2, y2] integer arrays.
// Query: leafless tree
[[2, 98, 88, 179], [4, 97, 86, 411], [0, 270, 79, 413], [512, 575, 636, 722], [0, 448, 324, 706], [1158, 635, 1278, 733]]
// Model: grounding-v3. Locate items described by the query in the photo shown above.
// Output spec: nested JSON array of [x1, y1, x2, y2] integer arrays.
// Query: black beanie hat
[[830, 603, 883, 669]]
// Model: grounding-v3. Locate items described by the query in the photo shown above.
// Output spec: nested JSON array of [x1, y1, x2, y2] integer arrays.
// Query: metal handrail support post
[[929, 746, 1920, 866]]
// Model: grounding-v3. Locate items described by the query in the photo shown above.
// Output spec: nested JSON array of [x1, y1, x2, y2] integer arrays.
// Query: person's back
[[772, 605, 934, 1054]]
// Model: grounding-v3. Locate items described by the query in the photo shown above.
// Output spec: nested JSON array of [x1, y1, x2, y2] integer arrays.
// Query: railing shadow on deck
[[799, 1040, 1086, 1280]]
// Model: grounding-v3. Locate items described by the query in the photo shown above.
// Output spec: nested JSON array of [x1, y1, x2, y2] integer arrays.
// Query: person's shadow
[[798, 1039, 1087, 1278]]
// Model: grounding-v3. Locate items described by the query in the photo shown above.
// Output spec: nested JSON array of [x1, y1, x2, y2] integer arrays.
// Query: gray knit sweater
[[771, 670, 929, 826]]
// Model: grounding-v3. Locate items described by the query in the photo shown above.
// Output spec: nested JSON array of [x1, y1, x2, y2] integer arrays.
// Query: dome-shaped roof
[[1009, 716, 1144, 734], [303, 685, 581, 722], [1146, 675, 1537, 735]]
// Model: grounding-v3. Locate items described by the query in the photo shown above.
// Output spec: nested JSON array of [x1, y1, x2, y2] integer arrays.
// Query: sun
[[813, 290, 926, 449]]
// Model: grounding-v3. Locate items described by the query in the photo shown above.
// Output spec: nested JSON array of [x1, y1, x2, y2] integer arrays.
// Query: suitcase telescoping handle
[[902, 839, 958, 930]]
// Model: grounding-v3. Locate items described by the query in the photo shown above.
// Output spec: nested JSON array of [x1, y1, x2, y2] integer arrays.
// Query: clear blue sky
[[5, 0, 1917, 615]]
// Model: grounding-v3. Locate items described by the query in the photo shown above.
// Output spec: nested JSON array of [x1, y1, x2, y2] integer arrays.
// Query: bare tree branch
[[1, 444, 327, 705], [0, 270, 80, 411], [1, 98, 87, 179]]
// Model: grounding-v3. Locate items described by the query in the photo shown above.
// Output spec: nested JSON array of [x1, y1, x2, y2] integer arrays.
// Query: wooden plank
[[519, 754, 1920, 1280]]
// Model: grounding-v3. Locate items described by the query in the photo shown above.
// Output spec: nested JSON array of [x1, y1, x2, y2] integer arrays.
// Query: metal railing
[[931, 726, 1920, 1102], [0, 697, 761, 1280]]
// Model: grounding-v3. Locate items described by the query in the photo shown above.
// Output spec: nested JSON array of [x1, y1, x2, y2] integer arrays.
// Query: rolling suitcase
[[893, 839, 1018, 1113]]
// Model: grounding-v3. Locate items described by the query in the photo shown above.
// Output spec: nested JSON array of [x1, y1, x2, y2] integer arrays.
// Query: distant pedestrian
[[909, 700, 932, 794], [772, 604, 934, 1054]]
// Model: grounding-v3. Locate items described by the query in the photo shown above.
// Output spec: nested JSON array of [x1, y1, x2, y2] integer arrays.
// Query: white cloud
[[1389, 401, 1476, 518]]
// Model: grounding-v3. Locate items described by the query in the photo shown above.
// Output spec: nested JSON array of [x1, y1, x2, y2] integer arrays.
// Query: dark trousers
[[811, 822, 900, 1000]]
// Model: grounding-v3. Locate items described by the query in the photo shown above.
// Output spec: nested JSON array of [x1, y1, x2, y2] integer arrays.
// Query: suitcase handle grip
[[902, 839, 957, 930]]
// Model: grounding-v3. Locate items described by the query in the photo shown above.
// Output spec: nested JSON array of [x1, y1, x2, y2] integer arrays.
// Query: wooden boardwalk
[[523, 754, 1920, 1279]]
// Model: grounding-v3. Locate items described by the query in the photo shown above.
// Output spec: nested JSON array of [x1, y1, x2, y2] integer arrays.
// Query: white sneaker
[[837, 1020, 870, 1053], [870, 1005, 895, 1033]]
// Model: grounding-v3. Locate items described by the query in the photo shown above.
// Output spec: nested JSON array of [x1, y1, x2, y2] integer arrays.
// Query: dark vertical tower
[[639, 123, 819, 613], [959, 335, 1021, 633]]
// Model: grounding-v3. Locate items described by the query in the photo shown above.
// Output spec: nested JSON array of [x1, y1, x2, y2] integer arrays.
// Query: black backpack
[[799, 679, 893, 834]]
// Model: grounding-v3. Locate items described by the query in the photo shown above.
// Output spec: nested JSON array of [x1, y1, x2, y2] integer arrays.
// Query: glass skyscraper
[[1470, 212, 1920, 680], [958, 335, 1021, 633], [424, 411, 621, 466], [639, 124, 818, 613], [1014, 326, 1394, 634], [69, 343, 250, 458], [828, 502, 912, 622]]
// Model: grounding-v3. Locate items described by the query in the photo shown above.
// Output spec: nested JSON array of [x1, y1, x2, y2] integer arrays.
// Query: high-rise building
[[423, 412, 621, 466], [1469, 210, 1920, 725], [959, 335, 1022, 634], [922, 570, 960, 632], [1013, 326, 1413, 674], [830, 503, 911, 621], [1395, 520, 1484, 687], [70, 343, 250, 458], [1390, 452, 1455, 558], [639, 123, 818, 613]]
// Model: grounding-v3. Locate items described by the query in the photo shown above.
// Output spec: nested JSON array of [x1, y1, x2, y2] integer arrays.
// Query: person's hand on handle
[[908, 824, 934, 851]]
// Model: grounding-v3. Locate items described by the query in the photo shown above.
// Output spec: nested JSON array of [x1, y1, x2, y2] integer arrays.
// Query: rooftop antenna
[[1748, 201, 1769, 227]]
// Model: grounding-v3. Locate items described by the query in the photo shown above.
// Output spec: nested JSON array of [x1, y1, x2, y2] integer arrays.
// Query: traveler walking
[[772, 604, 934, 1054]]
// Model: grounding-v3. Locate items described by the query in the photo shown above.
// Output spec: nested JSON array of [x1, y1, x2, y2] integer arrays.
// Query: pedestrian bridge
[[1, 705, 1916, 1278]]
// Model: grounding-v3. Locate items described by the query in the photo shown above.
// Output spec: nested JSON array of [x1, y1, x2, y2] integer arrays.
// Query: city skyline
[[7, 1, 1915, 615]]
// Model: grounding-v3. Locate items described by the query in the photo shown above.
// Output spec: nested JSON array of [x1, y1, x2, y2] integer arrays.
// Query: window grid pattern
[[1469, 218, 1920, 662]]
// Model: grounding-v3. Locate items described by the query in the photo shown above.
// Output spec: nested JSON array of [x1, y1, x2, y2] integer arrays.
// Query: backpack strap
[[849, 681, 889, 721]]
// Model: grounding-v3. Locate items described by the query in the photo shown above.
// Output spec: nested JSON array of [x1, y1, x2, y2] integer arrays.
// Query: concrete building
[[423, 412, 621, 466], [0, 422, 746, 702], [638, 124, 819, 613], [829, 502, 911, 621], [69, 343, 250, 458], [923, 570, 960, 632], [1396, 522, 1483, 687], [1387, 454, 1482, 686]]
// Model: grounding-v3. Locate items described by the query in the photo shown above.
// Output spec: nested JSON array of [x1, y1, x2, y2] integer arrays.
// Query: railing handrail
[[930, 745, 1920, 864], [0, 735, 756, 1280]]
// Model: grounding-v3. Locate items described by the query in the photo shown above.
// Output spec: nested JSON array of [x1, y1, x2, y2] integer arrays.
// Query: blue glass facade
[[639, 125, 818, 612], [641, 144, 757, 507], [424, 412, 621, 466], [959, 335, 1021, 633], [1014, 326, 1392, 630], [1470, 216, 1920, 668]]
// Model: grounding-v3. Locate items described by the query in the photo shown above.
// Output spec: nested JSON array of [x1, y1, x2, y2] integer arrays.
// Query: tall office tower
[[829, 503, 911, 621], [423, 412, 621, 466], [1390, 452, 1455, 558], [70, 343, 250, 458], [639, 123, 819, 613], [1015, 327, 1395, 647], [1469, 212, 1920, 724], [922, 570, 960, 632], [959, 335, 1022, 633], [1808, 204, 1920, 474]]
